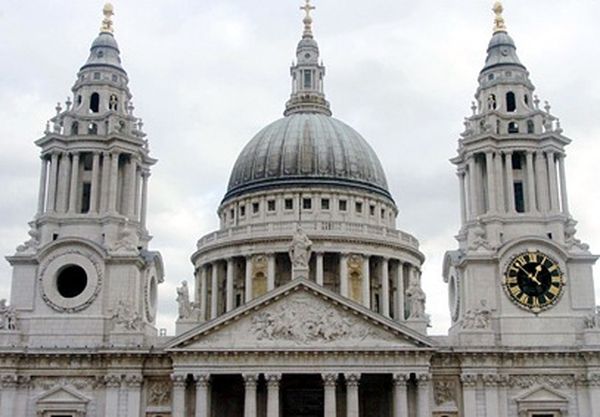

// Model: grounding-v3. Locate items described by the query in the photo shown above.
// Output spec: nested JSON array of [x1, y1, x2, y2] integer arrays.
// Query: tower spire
[[284, 1, 331, 116], [100, 3, 114, 34], [492, 1, 507, 33]]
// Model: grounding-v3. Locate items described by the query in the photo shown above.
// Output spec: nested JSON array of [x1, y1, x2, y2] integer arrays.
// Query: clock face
[[503, 251, 565, 313]]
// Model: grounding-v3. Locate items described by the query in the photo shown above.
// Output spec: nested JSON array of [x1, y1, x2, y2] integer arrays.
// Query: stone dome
[[224, 113, 391, 202]]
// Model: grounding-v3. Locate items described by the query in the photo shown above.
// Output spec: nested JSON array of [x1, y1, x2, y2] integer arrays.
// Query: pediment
[[36, 385, 90, 405], [167, 279, 432, 351], [515, 385, 569, 404]]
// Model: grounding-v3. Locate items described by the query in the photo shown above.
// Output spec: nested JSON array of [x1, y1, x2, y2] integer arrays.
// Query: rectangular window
[[370, 205, 376, 216], [284, 198, 294, 210], [82, 153, 93, 171], [321, 198, 330, 210], [93, 72, 101, 80], [239, 205, 246, 217], [512, 153, 522, 169], [252, 202, 259, 214], [381, 208, 385, 219], [80, 182, 91, 213], [267, 200, 276, 212], [230, 208, 235, 220], [339, 200, 347, 211], [355, 201, 363, 213], [303, 198, 312, 210], [531, 414, 555, 417], [514, 182, 525, 213], [304, 70, 312, 88]]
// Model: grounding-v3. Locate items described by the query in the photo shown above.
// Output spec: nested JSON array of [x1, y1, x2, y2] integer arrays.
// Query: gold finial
[[492, 1, 507, 33], [300, 0, 315, 37], [100, 3, 114, 34]]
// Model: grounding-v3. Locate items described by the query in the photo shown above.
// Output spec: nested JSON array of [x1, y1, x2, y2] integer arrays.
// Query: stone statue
[[462, 300, 492, 330], [288, 224, 312, 269], [176, 281, 192, 319], [584, 306, 600, 329], [0, 299, 17, 331], [111, 300, 142, 331], [406, 273, 426, 320], [16, 221, 40, 254], [109, 222, 138, 253]]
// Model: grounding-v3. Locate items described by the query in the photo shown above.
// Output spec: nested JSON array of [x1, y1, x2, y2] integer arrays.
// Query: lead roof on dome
[[224, 114, 391, 201]]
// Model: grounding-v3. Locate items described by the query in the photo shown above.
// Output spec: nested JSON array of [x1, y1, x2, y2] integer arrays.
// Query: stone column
[[458, 170, 467, 223], [37, 157, 48, 215], [199, 266, 208, 321], [494, 152, 505, 213], [126, 157, 138, 217], [243, 374, 258, 417], [380, 258, 390, 317], [483, 375, 499, 417], [505, 152, 515, 213], [211, 263, 219, 319], [108, 151, 120, 213], [558, 154, 569, 214], [394, 262, 404, 320], [267, 253, 276, 291], [461, 374, 478, 417], [392, 374, 409, 417], [125, 375, 143, 417], [140, 171, 149, 228], [68, 153, 80, 213], [316, 252, 324, 286], [546, 151, 560, 212], [171, 374, 187, 417], [340, 253, 349, 298], [485, 151, 497, 213], [535, 152, 549, 212], [468, 156, 478, 218], [195, 374, 211, 417], [345, 373, 360, 417], [100, 152, 111, 213], [57, 152, 71, 212], [46, 153, 59, 212], [416, 373, 431, 417], [0, 374, 17, 417], [266, 374, 281, 417], [134, 166, 142, 220], [89, 152, 100, 213], [322, 373, 337, 417], [362, 255, 371, 308], [245, 256, 253, 302], [104, 375, 122, 417], [226, 258, 235, 312], [526, 151, 537, 212], [589, 373, 600, 417]]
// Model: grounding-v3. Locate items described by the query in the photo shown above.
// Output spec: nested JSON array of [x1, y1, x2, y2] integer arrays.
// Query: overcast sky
[[1, 1, 599, 335]]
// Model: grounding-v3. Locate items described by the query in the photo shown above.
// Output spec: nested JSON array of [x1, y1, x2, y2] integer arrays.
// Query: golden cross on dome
[[300, 0, 316, 36], [100, 3, 115, 33], [493, 1, 507, 33]]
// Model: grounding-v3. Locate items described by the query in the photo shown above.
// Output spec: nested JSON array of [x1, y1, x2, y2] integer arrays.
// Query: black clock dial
[[503, 251, 564, 312]]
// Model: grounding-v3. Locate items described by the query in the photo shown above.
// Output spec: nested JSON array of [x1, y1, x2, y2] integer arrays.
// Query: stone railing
[[196, 220, 419, 250]]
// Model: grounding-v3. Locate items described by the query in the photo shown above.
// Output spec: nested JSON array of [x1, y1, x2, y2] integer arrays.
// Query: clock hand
[[531, 265, 542, 285]]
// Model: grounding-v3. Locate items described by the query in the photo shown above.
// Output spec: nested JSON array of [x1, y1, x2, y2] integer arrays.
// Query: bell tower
[[443, 2, 598, 347], [6, 4, 164, 348]]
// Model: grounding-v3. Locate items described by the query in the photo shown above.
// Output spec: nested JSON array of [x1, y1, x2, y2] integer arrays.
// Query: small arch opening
[[527, 120, 535, 134], [506, 91, 516, 112], [508, 121, 519, 134], [71, 121, 79, 135], [89, 92, 100, 113], [109, 94, 118, 111], [88, 123, 98, 135]]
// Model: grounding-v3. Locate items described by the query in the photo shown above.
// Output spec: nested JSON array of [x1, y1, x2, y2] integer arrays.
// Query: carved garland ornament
[[38, 249, 103, 313]]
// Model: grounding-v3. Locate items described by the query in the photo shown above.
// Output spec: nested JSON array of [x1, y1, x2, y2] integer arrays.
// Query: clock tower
[[443, 3, 598, 346]]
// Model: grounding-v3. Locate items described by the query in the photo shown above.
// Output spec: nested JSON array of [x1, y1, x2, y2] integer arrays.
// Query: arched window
[[524, 94, 530, 107], [506, 91, 516, 112], [508, 121, 519, 134], [527, 120, 535, 134], [89, 92, 100, 113], [71, 121, 79, 135], [88, 123, 98, 135], [487, 94, 497, 110]]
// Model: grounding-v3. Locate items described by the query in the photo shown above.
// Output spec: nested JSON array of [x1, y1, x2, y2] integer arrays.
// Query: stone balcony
[[196, 220, 419, 252]]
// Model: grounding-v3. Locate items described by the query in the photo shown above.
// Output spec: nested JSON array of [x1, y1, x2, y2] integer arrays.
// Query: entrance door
[[282, 375, 324, 417]]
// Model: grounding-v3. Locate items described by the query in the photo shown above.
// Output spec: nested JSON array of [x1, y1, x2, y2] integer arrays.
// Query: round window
[[56, 265, 88, 298]]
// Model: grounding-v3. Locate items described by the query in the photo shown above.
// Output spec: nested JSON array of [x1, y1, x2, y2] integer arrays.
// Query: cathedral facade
[[2, 2, 600, 417]]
